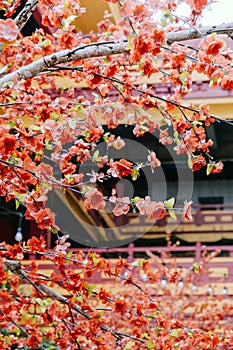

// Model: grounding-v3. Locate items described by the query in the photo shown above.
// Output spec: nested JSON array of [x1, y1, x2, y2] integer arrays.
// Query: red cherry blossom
[[34, 208, 58, 230], [191, 155, 206, 172], [210, 161, 224, 174], [108, 159, 133, 178]]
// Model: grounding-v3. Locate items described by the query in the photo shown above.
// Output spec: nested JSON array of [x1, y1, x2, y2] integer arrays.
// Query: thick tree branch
[[4, 259, 89, 317], [4, 259, 113, 334], [0, 42, 126, 88], [0, 22, 233, 89], [4, 259, 149, 343], [166, 21, 233, 43], [14, 0, 39, 32]]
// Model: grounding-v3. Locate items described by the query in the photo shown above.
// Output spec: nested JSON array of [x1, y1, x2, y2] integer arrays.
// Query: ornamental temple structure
[[1, 0, 233, 289]]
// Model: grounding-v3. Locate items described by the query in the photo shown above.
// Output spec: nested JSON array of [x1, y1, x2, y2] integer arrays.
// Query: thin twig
[[0, 308, 28, 338]]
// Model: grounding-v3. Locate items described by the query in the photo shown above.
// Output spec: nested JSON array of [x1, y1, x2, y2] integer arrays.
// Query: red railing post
[[229, 248, 233, 258], [127, 243, 134, 263], [195, 242, 201, 261]]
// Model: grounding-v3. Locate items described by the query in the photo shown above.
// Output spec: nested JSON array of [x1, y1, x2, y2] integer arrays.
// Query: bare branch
[[0, 308, 28, 338]]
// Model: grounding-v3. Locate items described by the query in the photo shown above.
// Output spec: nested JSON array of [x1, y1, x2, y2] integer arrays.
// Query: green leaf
[[131, 169, 140, 181], [72, 295, 84, 303], [3, 81, 14, 88], [192, 262, 199, 273], [124, 341, 133, 350], [22, 241, 28, 249], [164, 197, 175, 209], [179, 71, 188, 83], [147, 339, 155, 349], [208, 331, 213, 338], [93, 150, 99, 159], [142, 333, 149, 339], [188, 155, 193, 169], [33, 297, 43, 305], [138, 57, 146, 68], [86, 283, 96, 296], [164, 118, 172, 126], [161, 17, 167, 27], [170, 329, 179, 338], [50, 111, 60, 120], [125, 32, 137, 50], [154, 327, 163, 333], [103, 56, 110, 63], [132, 260, 143, 267], [62, 15, 77, 30], [15, 199, 20, 210], [45, 140, 53, 150], [163, 9, 172, 18], [57, 330, 62, 338], [103, 132, 110, 142], [92, 256, 100, 265], [168, 209, 177, 220], [206, 163, 214, 175], [161, 8, 173, 27], [131, 196, 140, 205], [40, 39, 51, 48], [98, 310, 104, 321], [34, 297, 52, 313], [67, 251, 73, 259], [28, 315, 37, 325], [49, 226, 59, 234], [193, 121, 203, 131]]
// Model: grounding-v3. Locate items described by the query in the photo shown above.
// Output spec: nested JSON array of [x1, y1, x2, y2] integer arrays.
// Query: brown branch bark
[[4, 259, 91, 317], [0, 308, 29, 337], [4, 259, 149, 344], [0, 22, 233, 88], [4, 259, 112, 333]]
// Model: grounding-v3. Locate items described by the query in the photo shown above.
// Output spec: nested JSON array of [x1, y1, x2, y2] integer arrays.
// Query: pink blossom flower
[[136, 196, 166, 220], [113, 197, 130, 216], [84, 188, 105, 211], [147, 151, 161, 173]]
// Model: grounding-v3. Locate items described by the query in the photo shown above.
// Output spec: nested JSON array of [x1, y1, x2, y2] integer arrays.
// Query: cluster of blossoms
[[0, 0, 231, 346]]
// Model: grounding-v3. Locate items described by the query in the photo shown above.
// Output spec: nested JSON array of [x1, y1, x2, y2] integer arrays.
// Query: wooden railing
[[185, 203, 233, 226], [25, 243, 233, 294], [68, 242, 233, 262], [30, 202, 233, 247]]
